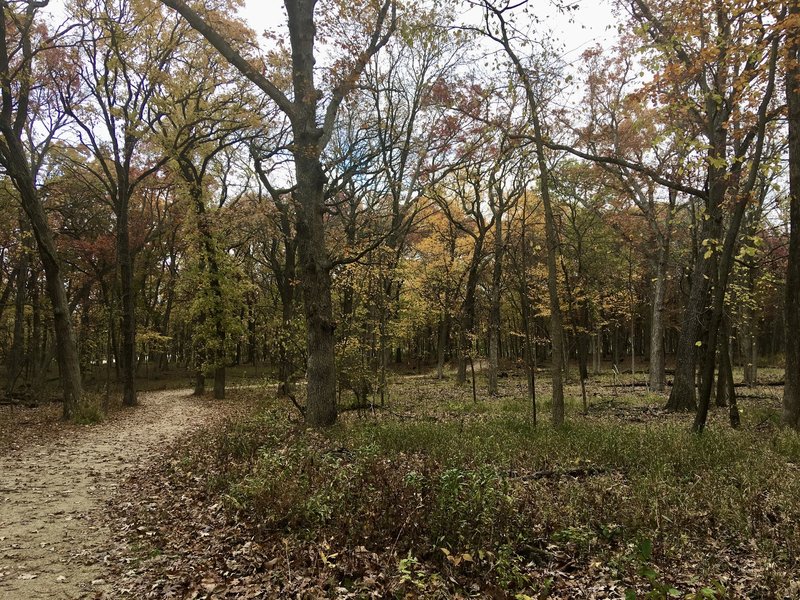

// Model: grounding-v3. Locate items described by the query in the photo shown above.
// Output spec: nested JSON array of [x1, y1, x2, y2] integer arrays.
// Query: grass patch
[[72, 393, 105, 424]]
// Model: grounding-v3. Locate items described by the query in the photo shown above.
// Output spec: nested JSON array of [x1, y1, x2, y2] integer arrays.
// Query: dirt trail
[[0, 389, 220, 600]]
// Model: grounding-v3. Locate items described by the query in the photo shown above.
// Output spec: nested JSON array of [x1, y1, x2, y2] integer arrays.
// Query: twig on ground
[[285, 393, 305, 418], [515, 466, 618, 481]]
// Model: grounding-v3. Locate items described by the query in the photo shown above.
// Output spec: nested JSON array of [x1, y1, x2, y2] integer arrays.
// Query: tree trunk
[[214, 366, 225, 400], [519, 277, 537, 425], [116, 202, 138, 407], [715, 316, 734, 408], [436, 312, 449, 379], [457, 248, 482, 384], [667, 88, 736, 413], [489, 0, 562, 424], [577, 323, 590, 382], [248, 299, 258, 366], [539, 161, 565, 424], [694, 199, 756, 430], [488, 209, 503, 396], [784, 0, 800, 429], [295, 150, 337, 427], [6, 251, 28, 396], [456, 328, 467, 383], [15, 177, 82, 418], [665, 212, 716, 412], [742, 290, 758, 386], [161, 0, 395, 427], [592, 331, 601, 375], [0, 142, 81, 415], [277, 302, 295, 397], [179, 162, 230, 402], [0, 265, 19, 324], [158, 261, 176, 372], [30, 274, 42, 387], [0, 3, 81, 418], [194, 371, 205, 396], [695, 35, 778, 430], [649, 235, 669, 392], [714, 314, 740, 427], [101, 282, 121, 382]]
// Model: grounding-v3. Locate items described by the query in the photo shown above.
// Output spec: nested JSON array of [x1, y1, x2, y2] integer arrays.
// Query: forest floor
[[2, 370, 799, 599], [100, 369, 800, 599], [0, 388, 244, 600]]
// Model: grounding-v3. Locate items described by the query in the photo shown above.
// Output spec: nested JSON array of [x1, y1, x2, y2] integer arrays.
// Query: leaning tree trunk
[[666, 198, 720, 412], [525, 106, 564, 425], [13, 170, 82, 418], [27, 207, 82, 416], [695, 198, 760, 429], [667, 81, 736, 412], [490, 0, 562, 424], [696, 36, 777, 430]]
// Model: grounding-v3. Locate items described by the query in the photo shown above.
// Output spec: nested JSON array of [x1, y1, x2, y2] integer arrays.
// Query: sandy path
[[0, 390, 220, 600]]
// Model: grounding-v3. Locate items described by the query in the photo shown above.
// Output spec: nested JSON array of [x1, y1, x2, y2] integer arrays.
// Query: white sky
[[239, 0, 619, 62], [43, 0, 618, 66]]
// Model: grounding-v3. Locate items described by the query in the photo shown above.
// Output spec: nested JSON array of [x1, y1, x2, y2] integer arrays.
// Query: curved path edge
[[0, 389, 222, 600]]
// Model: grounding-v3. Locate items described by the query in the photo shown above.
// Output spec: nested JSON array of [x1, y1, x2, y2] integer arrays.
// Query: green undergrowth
[[71, 392, 106, 424], [168, 387, 800, 599]]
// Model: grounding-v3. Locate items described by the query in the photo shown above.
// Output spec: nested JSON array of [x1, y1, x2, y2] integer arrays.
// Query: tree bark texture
[[784, 0, 800, 429], [116, 197, 138, 407]]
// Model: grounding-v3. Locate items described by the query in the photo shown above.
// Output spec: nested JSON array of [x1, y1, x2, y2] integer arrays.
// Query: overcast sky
[[42, 0, 617, 65], [239, 0, 619, 63]]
